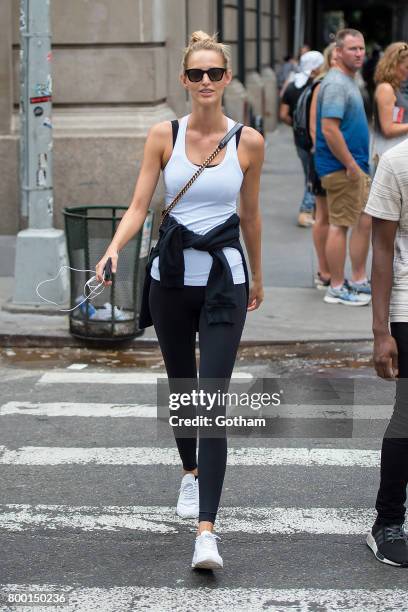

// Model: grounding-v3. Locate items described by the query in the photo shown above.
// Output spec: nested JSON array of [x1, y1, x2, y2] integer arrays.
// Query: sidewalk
[[0, 126, 373, 347]]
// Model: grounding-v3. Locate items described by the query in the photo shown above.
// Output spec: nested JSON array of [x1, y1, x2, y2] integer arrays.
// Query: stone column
[[0, 0, 18, 234], [261, 0, 278, 132], [187, 0, 217, 36], [0, 0, 12, 135], [221, 0, 248, 124], [165, 0, 188, 117]]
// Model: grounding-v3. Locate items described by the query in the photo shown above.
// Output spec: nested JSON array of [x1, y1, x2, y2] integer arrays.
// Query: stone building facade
[[0, 0, 287, 235]]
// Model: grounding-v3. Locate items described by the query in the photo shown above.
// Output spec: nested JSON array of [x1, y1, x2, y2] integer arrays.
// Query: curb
[[0, 333, 373, 349]]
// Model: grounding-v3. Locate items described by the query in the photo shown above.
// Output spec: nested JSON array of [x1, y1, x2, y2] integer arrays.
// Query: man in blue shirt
[[315, 28, 372, 306]]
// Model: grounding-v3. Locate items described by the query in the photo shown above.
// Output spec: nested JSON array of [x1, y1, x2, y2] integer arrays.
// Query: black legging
[[149, 278, 247, 523], [375, 322, 408, 525]]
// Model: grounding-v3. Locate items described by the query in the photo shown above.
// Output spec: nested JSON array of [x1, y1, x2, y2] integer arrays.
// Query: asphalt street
[[0, 348, 406, 612]]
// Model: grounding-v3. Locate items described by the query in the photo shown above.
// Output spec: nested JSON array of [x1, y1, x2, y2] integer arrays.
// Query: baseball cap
[[294, 50, 324, 88]]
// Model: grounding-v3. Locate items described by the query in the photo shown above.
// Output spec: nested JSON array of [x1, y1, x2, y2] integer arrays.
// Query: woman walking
[[371, 42, 408, 170], [95, 30, 264, 569]]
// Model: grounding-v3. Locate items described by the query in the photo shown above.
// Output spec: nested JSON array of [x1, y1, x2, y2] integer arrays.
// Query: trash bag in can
[[63, 205, 154, 341]]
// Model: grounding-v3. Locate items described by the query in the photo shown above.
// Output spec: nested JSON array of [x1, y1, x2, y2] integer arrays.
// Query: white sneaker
[[192, 530, 223, 569], [176, 473, 199, 519]]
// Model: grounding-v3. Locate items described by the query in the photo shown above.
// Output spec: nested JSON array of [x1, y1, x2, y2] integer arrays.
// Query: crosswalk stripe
[[0, 504, 376, 534], [0, 586, 406, 612], [36, 371, 253, 385], [0, 402, 156, 417], [0, 446, 380, 466], [0, 401, 393, 419]]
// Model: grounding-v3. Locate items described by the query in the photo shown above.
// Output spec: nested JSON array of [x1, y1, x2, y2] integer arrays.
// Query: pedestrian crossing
[[0, 400, 394, 419], [0, 445, 380, 466], [36, 371, 254, 385], [1, 585, 407, 612], [0, 504, 376, 534], [0, 366, 405, 611]]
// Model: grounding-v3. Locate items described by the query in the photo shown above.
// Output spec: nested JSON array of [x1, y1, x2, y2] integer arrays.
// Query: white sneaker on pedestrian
[[191, 530, 223, 569], [176, 473, 199, 519], [324, 283, 371, 306]]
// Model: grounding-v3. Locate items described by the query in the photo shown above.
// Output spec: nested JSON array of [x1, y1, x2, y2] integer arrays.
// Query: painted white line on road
[[0, 446, 380, 467], [0, 401, 392, 420], [67, 363, 88, 370], [262, 404, 393, 420], [36, 371, 253, 385], [0, 504, 377, 534], [0, 402, 156, 418], [0, 586, 406, 612]]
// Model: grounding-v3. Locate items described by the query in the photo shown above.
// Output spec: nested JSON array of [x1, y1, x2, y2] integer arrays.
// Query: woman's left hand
[[247, 280, 264, 311]]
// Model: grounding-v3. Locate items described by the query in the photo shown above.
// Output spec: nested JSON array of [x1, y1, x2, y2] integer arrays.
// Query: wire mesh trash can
[[63, 205, 154, 342]]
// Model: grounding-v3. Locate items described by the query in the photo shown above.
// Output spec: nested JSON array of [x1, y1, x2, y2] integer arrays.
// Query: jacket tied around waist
[[138, 212, 249, 329]]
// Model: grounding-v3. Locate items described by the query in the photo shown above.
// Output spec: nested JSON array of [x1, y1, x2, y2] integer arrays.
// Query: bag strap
[[160, 121, 243, 225]]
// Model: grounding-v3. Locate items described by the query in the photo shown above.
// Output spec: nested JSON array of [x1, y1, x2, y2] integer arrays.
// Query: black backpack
[[293, 81, 320, 152]]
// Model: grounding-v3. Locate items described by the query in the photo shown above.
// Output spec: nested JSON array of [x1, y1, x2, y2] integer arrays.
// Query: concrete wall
[[2, 0, 177, 235], [0, 136, 19, 234], [0, 0, 16, 234], [166, 0, 188, 117], [0, 0, 286, 236], [12, 0, 167, 44], [0, 0, 12, 135]]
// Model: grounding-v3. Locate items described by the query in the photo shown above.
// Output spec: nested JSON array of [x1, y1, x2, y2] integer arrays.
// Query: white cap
[[294, 50, 324, 88]]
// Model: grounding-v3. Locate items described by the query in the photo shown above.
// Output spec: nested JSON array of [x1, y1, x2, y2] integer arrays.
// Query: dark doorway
[[314, 1, 394, 51]]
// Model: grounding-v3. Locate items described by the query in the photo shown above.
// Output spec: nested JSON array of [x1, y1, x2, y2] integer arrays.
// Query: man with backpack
[[280, 50, 324, 227]]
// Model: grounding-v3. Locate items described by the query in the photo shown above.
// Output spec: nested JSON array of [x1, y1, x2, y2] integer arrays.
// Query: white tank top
[[151, 114, 246, 285]]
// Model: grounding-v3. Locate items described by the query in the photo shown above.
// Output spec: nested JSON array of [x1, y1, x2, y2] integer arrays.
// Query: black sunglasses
[[184, 67, 226, 82]]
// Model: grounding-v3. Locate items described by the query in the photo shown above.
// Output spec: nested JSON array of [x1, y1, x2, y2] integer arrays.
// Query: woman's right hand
[[95, 246, 119, 286]]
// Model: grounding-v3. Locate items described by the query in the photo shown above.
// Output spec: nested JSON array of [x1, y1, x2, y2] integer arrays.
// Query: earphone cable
[[35, 266, 106, 313]]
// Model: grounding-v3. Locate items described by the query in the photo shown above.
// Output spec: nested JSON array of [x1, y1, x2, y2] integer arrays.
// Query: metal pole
[[238, 0, 246, 85], [11, 0, 69, 309], [20, 0, 53, 228], [217, 0, 224, 41], [270, 0, 275, 68], [256, 0, 261, 73], [293, 0, 302, 57]]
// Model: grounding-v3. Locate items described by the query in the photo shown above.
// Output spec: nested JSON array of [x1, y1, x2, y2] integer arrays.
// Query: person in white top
[[95, 30, 264, 570], [364, 138, 408, 566], [150, 112, 246, 285]]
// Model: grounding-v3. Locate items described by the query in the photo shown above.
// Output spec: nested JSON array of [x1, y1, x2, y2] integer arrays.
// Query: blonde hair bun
[[189, 30, 216, 45], [182, 30, 231, 72]]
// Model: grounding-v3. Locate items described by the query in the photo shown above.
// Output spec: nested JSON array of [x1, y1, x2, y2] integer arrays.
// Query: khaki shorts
[[321, 168, 371, 227]]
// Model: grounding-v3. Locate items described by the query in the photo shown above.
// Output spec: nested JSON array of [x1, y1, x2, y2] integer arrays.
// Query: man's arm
[[280, 102, 292, 126], [371, 217, 399, 379], [321, 117, 360, 179], [366, 154, 402, 379], [309, 83, 320, 148], [376, 83, 408, 139]]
